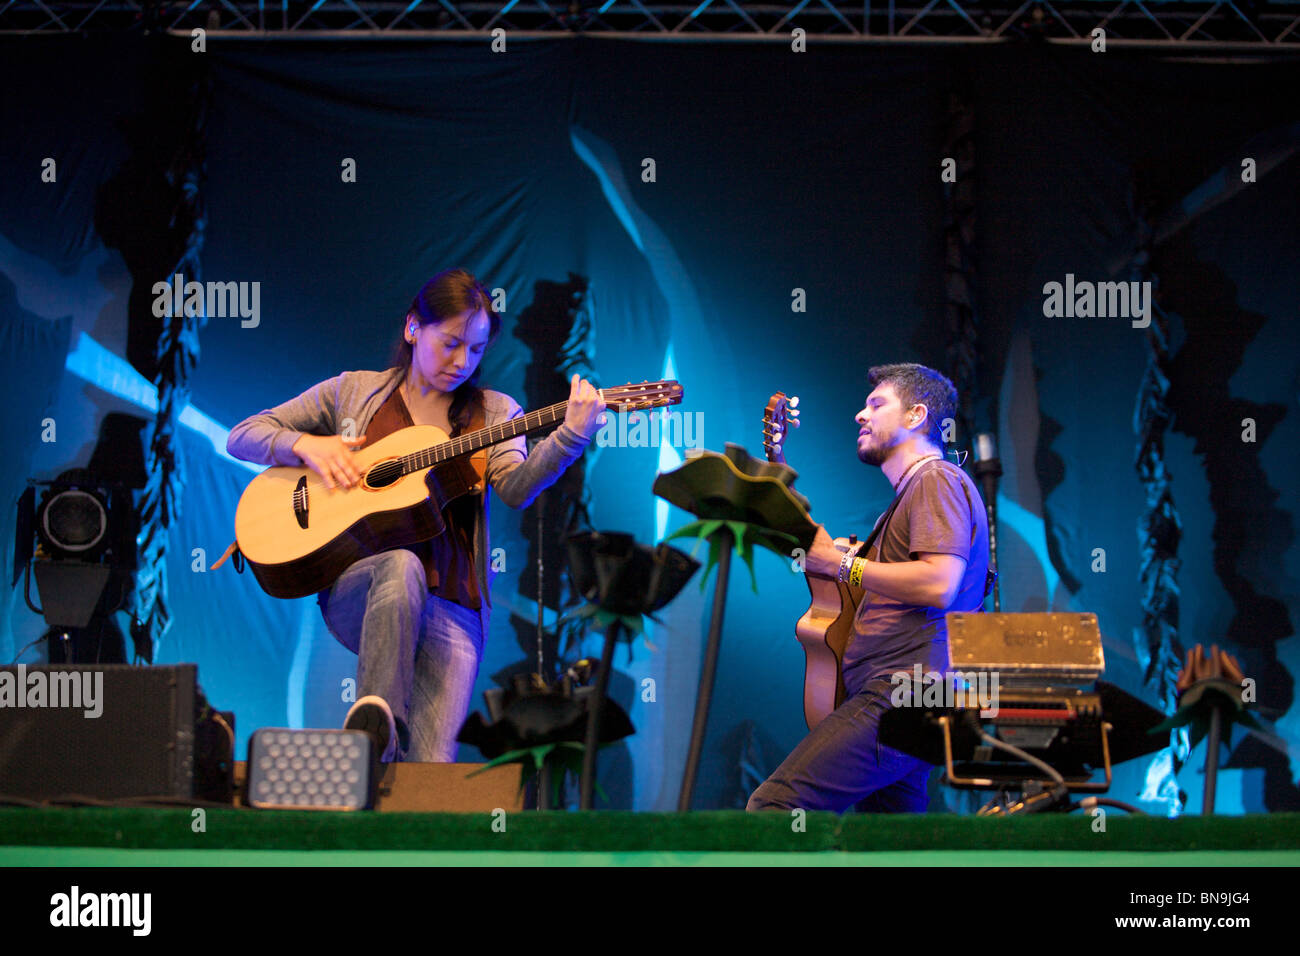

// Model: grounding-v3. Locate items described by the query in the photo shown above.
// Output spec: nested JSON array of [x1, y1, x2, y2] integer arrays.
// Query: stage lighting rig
[[245, 729, 378, 810], [13, 469, 139, 663]]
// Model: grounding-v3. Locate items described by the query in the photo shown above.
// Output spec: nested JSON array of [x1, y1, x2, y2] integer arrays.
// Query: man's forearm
[[806, 541, 950, 608]]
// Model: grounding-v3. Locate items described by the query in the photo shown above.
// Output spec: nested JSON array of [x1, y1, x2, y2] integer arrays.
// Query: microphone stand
[[972, 433, 1002, 612]]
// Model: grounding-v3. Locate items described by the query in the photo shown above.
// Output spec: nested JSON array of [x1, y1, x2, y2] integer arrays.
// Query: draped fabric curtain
[[2, 37, 1296, 811]]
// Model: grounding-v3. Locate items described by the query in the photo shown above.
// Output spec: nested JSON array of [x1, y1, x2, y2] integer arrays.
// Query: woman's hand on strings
[[293, 433, 367, 490]]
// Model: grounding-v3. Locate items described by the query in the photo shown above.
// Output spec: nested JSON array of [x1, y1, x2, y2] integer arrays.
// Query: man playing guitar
[[747, 363, 990, 813]]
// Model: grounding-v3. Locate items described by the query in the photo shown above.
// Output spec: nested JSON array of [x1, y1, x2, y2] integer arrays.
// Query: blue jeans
[[746, 679, 933, 813], [318, 549, 484, 762]]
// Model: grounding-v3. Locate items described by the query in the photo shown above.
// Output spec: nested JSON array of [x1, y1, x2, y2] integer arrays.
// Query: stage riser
[[234, 760, 524, 812]]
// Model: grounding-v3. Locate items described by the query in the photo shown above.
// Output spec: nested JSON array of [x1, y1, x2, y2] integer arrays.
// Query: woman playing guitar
[[227, 269, 606, 762]]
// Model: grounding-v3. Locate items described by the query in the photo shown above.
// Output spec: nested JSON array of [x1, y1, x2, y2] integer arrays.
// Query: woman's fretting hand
[[292, 433, 367, 490], [563, 374, 607, 441]]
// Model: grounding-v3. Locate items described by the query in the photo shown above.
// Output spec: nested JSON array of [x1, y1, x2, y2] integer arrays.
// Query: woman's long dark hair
[[390, 268, 502, 437]]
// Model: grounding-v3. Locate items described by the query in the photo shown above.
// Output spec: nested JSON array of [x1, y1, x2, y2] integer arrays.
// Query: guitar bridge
[[293, 476, 309, 529]]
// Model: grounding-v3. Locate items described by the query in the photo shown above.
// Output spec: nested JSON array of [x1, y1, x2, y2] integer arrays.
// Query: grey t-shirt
[[841, 459, 990, 694]]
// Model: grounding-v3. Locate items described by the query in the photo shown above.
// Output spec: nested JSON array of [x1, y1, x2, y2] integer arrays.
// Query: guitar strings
[[387, 385, 676, 477], [397, 403, 566, 474]]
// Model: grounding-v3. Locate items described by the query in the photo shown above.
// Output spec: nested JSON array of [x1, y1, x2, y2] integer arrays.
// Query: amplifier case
[[946, 612, 1105, 685]]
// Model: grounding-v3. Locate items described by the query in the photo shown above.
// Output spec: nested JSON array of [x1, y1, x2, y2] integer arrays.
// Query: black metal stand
[[580, 619, 622, 810], [1203, 705, 1223, 815], [537, 763, 552, 810], [974, 456, 1002, 612], [1164, 675, 1248, 817], [678, 525, 734, 811]]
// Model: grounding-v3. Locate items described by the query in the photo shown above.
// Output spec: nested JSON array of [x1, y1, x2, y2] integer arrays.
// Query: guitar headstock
[[602, 380, 684, 412], [762, 391, 800, 465]]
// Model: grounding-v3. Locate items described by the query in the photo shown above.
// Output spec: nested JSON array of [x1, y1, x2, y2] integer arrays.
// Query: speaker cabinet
[[0, 664, 196, 801]]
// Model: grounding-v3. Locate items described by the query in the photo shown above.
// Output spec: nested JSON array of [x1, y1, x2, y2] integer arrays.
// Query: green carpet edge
[[2, 808, 1298, 853]]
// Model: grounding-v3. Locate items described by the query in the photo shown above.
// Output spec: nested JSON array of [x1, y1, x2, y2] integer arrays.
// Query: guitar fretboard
[[397, 400, 569, 474]]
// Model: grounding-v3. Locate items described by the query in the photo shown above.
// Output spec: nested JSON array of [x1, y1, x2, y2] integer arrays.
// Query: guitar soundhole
[[364, 460, 403, 489]]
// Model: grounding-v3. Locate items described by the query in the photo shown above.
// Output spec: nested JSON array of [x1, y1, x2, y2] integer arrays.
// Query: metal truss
[[2, 0, 1299, 47]]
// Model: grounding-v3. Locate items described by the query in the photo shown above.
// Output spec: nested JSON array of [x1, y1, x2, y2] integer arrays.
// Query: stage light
[[246, 728, 378, 810], [37, 485, 109, 559], [15, 472, 139, 655]]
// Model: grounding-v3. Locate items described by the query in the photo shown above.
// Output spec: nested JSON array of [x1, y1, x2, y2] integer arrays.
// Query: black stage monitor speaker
[[0, 663, 196, 801]]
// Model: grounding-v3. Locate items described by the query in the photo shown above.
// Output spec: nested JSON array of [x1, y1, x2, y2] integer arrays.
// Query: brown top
[[843, 460, 989, 693], [361, 388, 482, 610]]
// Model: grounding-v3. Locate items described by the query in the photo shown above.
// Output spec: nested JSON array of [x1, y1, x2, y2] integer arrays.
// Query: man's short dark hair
[[867, 363, 958, 449]]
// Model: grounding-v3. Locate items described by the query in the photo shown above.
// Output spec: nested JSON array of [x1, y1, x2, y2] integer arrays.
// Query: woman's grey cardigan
[[226, 366, 591, 636]]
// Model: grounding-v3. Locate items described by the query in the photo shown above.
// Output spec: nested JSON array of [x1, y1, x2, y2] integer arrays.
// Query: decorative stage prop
[[392, 531, 694, 812], [509, 272, 600, 711], [653, 438, 818, 810], [879, 612, 1172, 815], [563, 531, 699, 809], [458, 669, 636, 810], [1149, 643, 1259, 816]]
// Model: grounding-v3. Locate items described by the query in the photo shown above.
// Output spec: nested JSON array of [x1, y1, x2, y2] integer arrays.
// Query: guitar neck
[[402, 401, 569, 473]]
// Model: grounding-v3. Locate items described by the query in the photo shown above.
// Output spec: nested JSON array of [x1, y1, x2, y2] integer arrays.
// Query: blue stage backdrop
[[2, 36, 1297, 811]]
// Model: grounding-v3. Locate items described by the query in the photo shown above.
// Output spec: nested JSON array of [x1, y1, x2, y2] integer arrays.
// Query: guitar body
[[231, 379, 683, 600], [761, 390, 863, 730], [797, 569, 863, 729], [234, 425, 483, 600]]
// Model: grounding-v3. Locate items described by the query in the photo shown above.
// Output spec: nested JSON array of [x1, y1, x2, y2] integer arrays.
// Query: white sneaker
[[343, 695, 399, 762]]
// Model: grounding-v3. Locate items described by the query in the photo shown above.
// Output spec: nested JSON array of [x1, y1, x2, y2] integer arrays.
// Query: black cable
[[7, 635, 45, 666], [0, 793, 237, 809], [1072, 797, 1146, 815], [107, 571, 129, 613], [22, 560, 42, 616], [0, 795, 44, 808]]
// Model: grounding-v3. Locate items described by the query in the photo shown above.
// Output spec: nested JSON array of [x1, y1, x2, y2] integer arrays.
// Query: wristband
[[849, 557, 866, 589], [837, 550, 854, 584]]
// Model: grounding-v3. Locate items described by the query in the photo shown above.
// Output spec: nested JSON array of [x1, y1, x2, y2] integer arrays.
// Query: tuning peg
[[788, 396, 800, 408]]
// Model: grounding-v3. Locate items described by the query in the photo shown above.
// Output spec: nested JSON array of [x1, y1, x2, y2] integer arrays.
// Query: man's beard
[[857, 433, 890, 467]]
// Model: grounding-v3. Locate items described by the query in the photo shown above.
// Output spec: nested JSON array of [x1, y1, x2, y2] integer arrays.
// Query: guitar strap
[[857, 488, 906, 561], [857, 458, 941, 560], [210, 539, 242, 573], [465, 399, 488, 487]]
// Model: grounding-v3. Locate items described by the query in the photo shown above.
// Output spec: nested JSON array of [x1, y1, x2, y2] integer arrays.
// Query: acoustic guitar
[[761, 392, 864, 729], [234, 380, 682, 599]]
